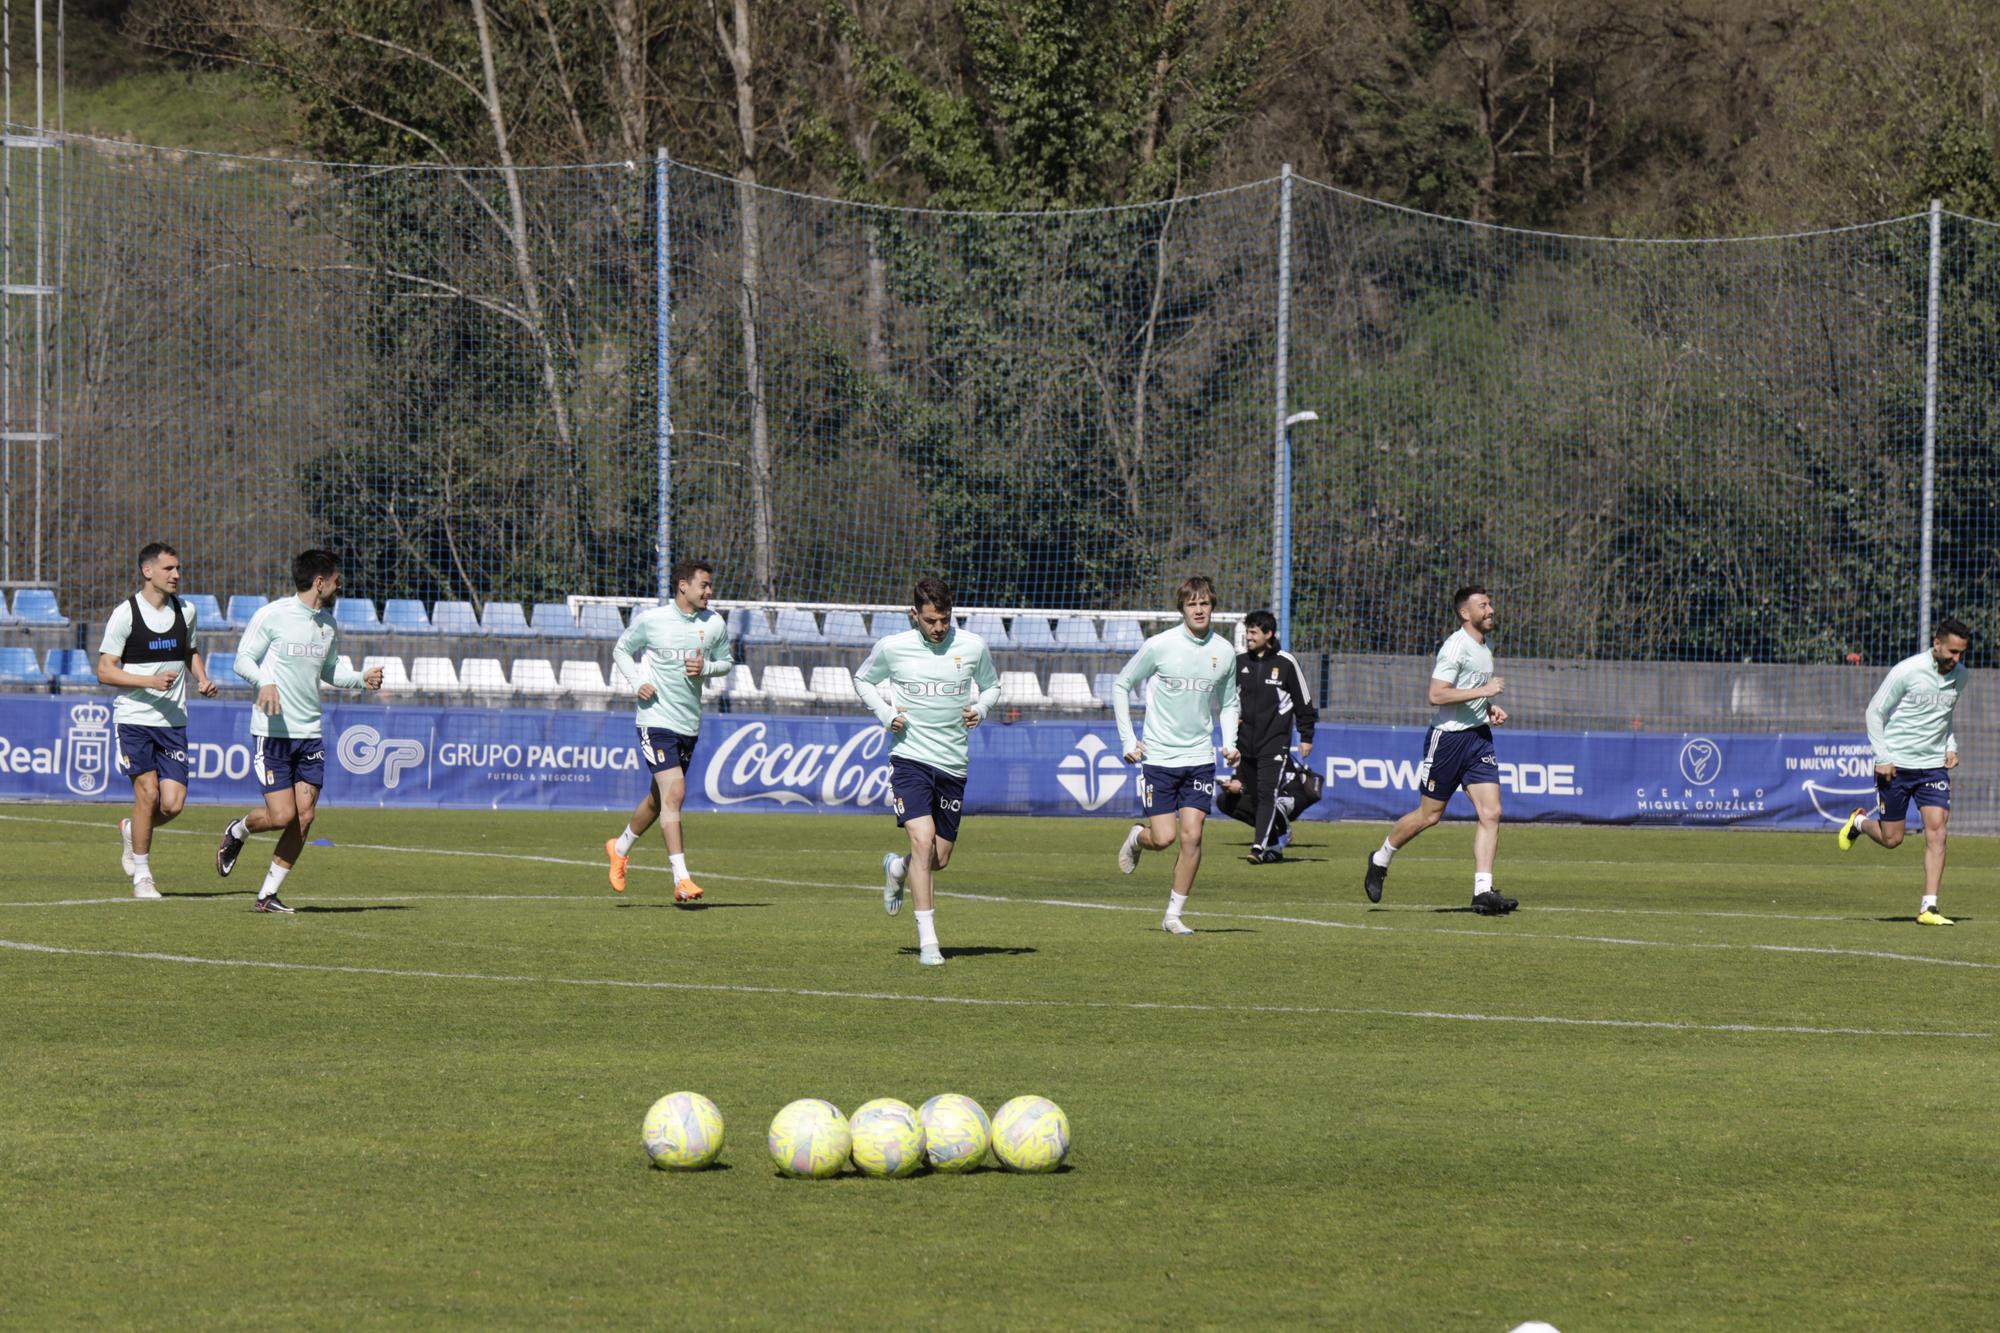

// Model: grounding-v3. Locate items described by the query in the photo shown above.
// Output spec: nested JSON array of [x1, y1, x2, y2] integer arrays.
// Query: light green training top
[[233, 595, 365, 739], [853, 628, 1001, 779], [1431, 628, 1496, 732], [613, 603, 735, 736], [1113, 625, 1241, 768], [1866, 650, 1965, 769], [98, 595, 201, 729]]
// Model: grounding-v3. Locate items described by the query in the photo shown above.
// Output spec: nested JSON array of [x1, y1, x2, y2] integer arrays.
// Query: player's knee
[[157, 789, 185, 818], [1880, 825, 1904, 848], [932, 844, 953, 871], [294, 805, 318, 834], [1477, 803, 1501, 827]]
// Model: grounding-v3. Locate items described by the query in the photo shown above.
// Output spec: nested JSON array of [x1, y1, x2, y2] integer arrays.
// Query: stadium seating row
[[18, 593, 1156, 650], [0, 647, 1144, 711], [0, 589, 70, 628]]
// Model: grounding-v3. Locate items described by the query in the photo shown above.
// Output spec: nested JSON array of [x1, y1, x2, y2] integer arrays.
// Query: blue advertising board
[[0, 694, 1875, 830]]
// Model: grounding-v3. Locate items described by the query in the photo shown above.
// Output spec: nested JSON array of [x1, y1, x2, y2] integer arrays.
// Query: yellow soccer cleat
[[604, 838, 629, 893], [1916, 907, 1955, 926], [674, 877, 705, 904], [1838, 808, 1867, 851]]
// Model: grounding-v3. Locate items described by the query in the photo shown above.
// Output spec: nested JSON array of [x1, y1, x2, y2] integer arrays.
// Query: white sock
[[614, 826, 638, 857], [669, 853, 689, 881], [1372, 839, 1397, 868], [1166, 891, 1188, 923], [131, 852, 151, 876], [1473, 872, 1493, 898], [889, 854, 909, 880], [914, 909, 939, 951], [259, 863, 290, 900], [1923, 894, 1938, 910], [228, 817, 249, 840]]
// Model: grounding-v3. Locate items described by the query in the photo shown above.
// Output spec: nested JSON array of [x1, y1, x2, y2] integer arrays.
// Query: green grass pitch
[[4, 804, 1997, 1328]]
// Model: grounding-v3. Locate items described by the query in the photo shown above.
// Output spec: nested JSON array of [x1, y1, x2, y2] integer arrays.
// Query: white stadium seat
[[760, 664, 813, 705], [362, 655, 411, 691], [1047, 671, 1097, 709], [809, 665, 855, 703], [511, 659, 562, 697], [559, 659, 615, 697], [411, 656, 462, 693], [460, 658, 511, 702], [999, 670, 1050, 708], [722, 663, 763, 702]]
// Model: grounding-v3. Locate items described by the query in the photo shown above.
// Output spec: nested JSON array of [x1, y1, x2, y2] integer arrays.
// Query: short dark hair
[[672, 557, 713, 593], [1452, 584, 1488, 621], [1244, 609, 1277, 639], [1937, 616, 1972, 644], [292, 549, 340, 591], [911, 575, 953, 616], [136, 542, 178, 573], [1176, 575, 1216, 609]]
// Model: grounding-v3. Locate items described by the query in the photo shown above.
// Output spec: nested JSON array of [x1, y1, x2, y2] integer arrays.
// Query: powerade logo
[[703, 721, 891, 809], [1325, 752, 1579, 796], [1056, 734, 1128, 811], [337, 725, 426, 789]]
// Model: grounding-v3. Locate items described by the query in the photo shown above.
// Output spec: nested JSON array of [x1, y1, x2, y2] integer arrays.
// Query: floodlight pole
[[1918, 197, 1941, 650], [655, 147, 672, 602], [1279, 410, 1319, 648], [1271, 164, 1293, 640]]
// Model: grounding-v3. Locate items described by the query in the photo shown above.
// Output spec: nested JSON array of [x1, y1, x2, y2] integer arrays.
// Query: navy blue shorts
[[1140, 763, 1216, 818], [1877, 766, 1951, 822], [116, 724, 189, 786], [256, 737, 326, 794], [890, 757, 966, 842], [638, 727, 698, 776], [1418, 725, 1498, 802]]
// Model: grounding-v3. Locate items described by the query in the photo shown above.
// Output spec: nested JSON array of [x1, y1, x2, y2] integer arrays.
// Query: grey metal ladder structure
[[0, 0, 58, 597]]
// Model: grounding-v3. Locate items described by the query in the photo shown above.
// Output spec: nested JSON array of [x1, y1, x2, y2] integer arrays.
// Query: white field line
[[0, 937, 1984, 1040]]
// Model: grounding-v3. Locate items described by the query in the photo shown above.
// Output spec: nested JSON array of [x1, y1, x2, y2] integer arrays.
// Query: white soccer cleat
[[1161, 917, 1194, 936], [918, 945, 946, 966], [882, 852, 907, 916], [120, 818, 137, 877], [132, 876, 162, 900], [1118, 824, 1144, 875]]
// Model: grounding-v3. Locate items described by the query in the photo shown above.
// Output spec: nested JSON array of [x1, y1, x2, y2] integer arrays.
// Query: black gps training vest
[[126, 595, 193, 665]]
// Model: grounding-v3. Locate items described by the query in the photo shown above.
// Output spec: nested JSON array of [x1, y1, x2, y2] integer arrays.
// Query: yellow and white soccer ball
[[848, 1098, 927, 1179], [767, 1098, 851, 1179], [917, 1093, 991, 1174], [991, 1095, 1070, 1173], [641, 1091, 725, 1171]]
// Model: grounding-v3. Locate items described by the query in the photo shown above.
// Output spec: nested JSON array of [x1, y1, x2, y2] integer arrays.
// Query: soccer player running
[[1113, 576, 1241, 935], [215, 550, 383, 912], [1363, 585, 1518, 915], [96, 542, 220, 898], [604, 558, 734, 902], [1838, 618, 1971, 926], [855, 576, 999, 966], [1233, 609, 1317, 863]]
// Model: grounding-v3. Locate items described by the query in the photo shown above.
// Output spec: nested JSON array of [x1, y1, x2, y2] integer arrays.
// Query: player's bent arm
[[1428, 678, 1496, 707], [322, 654, 368, 690], [610, 642, 648, 692], [95, 654, 169, 690], [702, 625, 734, 677], [1864, 674, 1904, 765], [853, 674, 899, 727]]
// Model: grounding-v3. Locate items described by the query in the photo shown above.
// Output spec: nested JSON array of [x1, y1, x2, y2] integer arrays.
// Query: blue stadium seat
[[1009, 616, 1059, 652], [1054, 617, 1102, 652], [0, 598, 17, 627], [225, 594, 268, 629], [737, 608, 780, 646], [868, 611, 910, 641], [1091, 672, 1123, 708], [821, 610, 872, 647], [431, 601, 482, 636], [480, 602, 534, 637], [11, 588, 68, 627], [45, 649, 97, 687], [529, 602, 584, 638], [1101, 619, 1145, 653], [961, 613, 1009, 647], [576, 602, 626, 639], [381, 599, 437, 635], [772, 609, 825, 645], [181, 594, 224, 631], [0, 646, 46, 684], [334, 597, 383, 632]]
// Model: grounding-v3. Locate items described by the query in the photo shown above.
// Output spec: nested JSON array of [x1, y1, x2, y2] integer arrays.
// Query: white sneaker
[[120, 818, 137, 876], [918, 945, 946, 966], [1118, 824, 1144, 875], [1161, 917, 1194, 936], [132, 876, 162, 900], [882, 852, 907, 916]]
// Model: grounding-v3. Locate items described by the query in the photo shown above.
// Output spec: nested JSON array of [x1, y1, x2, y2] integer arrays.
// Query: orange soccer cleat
[[674, 878, 705, 904], [605, 838, 629, 893]]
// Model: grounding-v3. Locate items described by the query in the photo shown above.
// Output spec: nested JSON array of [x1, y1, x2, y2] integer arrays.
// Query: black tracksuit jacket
[[1234, 646, 1318, 759]]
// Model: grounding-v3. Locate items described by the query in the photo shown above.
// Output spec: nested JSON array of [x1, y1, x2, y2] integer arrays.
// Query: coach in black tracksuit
[[1234, 610, 1318, 860]]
